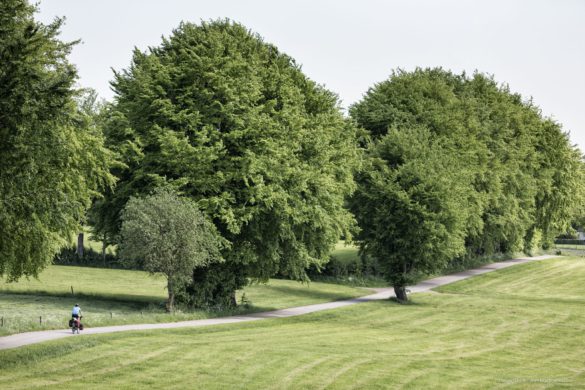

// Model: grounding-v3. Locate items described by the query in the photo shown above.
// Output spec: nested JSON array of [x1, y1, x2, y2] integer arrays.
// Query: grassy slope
[[0, 266, 368, 336], [0, 266, 167, 301], [1, 257, 584, 389]]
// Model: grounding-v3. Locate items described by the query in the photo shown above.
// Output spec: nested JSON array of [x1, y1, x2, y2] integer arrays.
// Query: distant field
[[1, 257, 583, 389], [0, 266, 368, 336], [331, 241, 360, 264], [69, 227, 117, 255], [0, 266, 166, 302]]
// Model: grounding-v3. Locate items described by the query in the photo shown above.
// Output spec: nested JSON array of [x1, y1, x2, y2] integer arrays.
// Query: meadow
[[0, 265, 368, 336], [0, 256, 583, 389]]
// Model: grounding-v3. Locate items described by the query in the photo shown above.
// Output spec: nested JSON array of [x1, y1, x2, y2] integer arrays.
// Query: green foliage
[[350, 69, 584, 296], [0, 0, 114, 281], [119, 188, 225, 311], [351, 126, 473, 297], [305, 242, 384, 285], [95, 20, 359, 305], [531, 119, 585, 246]]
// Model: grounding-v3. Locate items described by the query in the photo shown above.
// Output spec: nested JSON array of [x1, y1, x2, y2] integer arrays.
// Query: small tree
[[119, 189, 224, 311]]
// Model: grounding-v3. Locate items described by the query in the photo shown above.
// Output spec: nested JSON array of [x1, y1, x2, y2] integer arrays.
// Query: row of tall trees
[[2, 1, 583, 306], [350, 69, 584, 299]]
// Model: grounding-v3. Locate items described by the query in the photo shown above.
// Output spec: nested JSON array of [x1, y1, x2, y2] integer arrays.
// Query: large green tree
[[351, 68, 583, 298], [0, 0, 114, 281], [119, 188, 224, 312], [95, 20, 359, 306]]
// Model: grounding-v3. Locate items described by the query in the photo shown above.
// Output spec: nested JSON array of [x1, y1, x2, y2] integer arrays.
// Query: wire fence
[[0, 311, 122, 336], [0, 314, 70, 335]]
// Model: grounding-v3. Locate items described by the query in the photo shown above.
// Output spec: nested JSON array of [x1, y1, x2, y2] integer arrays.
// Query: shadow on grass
[[263, 285, 366, 302], [0, 290, 164, 310], [0, 291, 281, 319], [0, 289, 162, 307], [384, 296, 434, 307]]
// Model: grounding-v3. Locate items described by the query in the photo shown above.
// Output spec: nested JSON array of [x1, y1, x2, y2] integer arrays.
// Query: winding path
[[0, 255, 557, 351]]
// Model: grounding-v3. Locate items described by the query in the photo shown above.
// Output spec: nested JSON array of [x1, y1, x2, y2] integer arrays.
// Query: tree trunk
[[76, 233, 84, 258], [167, 279, 174, 312], [101, 240, 106, 266], [230, 290, 237, 307], [394, 285, 408, 302]]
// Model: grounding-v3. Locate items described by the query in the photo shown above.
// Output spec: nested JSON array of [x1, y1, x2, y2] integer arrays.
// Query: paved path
[[0, 255, 557, 351]]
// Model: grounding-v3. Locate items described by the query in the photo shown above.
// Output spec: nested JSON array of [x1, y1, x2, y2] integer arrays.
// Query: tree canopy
[[94, 20, 359, 305], [0, 0, 114, 281]]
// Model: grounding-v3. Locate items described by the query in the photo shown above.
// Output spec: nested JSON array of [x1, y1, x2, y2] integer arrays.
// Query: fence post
[[1, 317, 3, 327], [71, 286, 74, 295], [110, 312, 113, 318], [77, 232, 84, 258], [39, 316, 42, 325]]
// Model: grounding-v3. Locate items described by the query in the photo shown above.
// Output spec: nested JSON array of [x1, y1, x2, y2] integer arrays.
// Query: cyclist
[[72, 303, 82, 319]]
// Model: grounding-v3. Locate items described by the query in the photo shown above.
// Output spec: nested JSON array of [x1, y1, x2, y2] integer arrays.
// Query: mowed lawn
[[0, 265, 369, 336], [1, 257, 584, 389]]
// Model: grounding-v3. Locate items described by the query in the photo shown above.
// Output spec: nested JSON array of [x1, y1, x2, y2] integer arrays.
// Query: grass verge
[[0, 256, 583, 388]]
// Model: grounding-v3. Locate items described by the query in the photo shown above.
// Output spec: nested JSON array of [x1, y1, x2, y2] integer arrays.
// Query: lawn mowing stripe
[[0, 255, 557, 351], [1, 288, 583, 389]]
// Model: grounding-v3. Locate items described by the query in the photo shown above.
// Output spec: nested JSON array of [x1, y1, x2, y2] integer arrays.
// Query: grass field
[[331, 241, 360, 264], [0, 266, 368, 336], [1, 256, 583, 389]]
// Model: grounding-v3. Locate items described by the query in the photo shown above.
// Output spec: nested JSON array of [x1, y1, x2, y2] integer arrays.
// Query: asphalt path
[[0, 255, 557, 351]]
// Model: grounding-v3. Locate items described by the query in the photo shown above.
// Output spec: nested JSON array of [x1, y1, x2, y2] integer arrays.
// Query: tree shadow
[[263, 285, 366, 302], [0, 290, 160, 310]]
